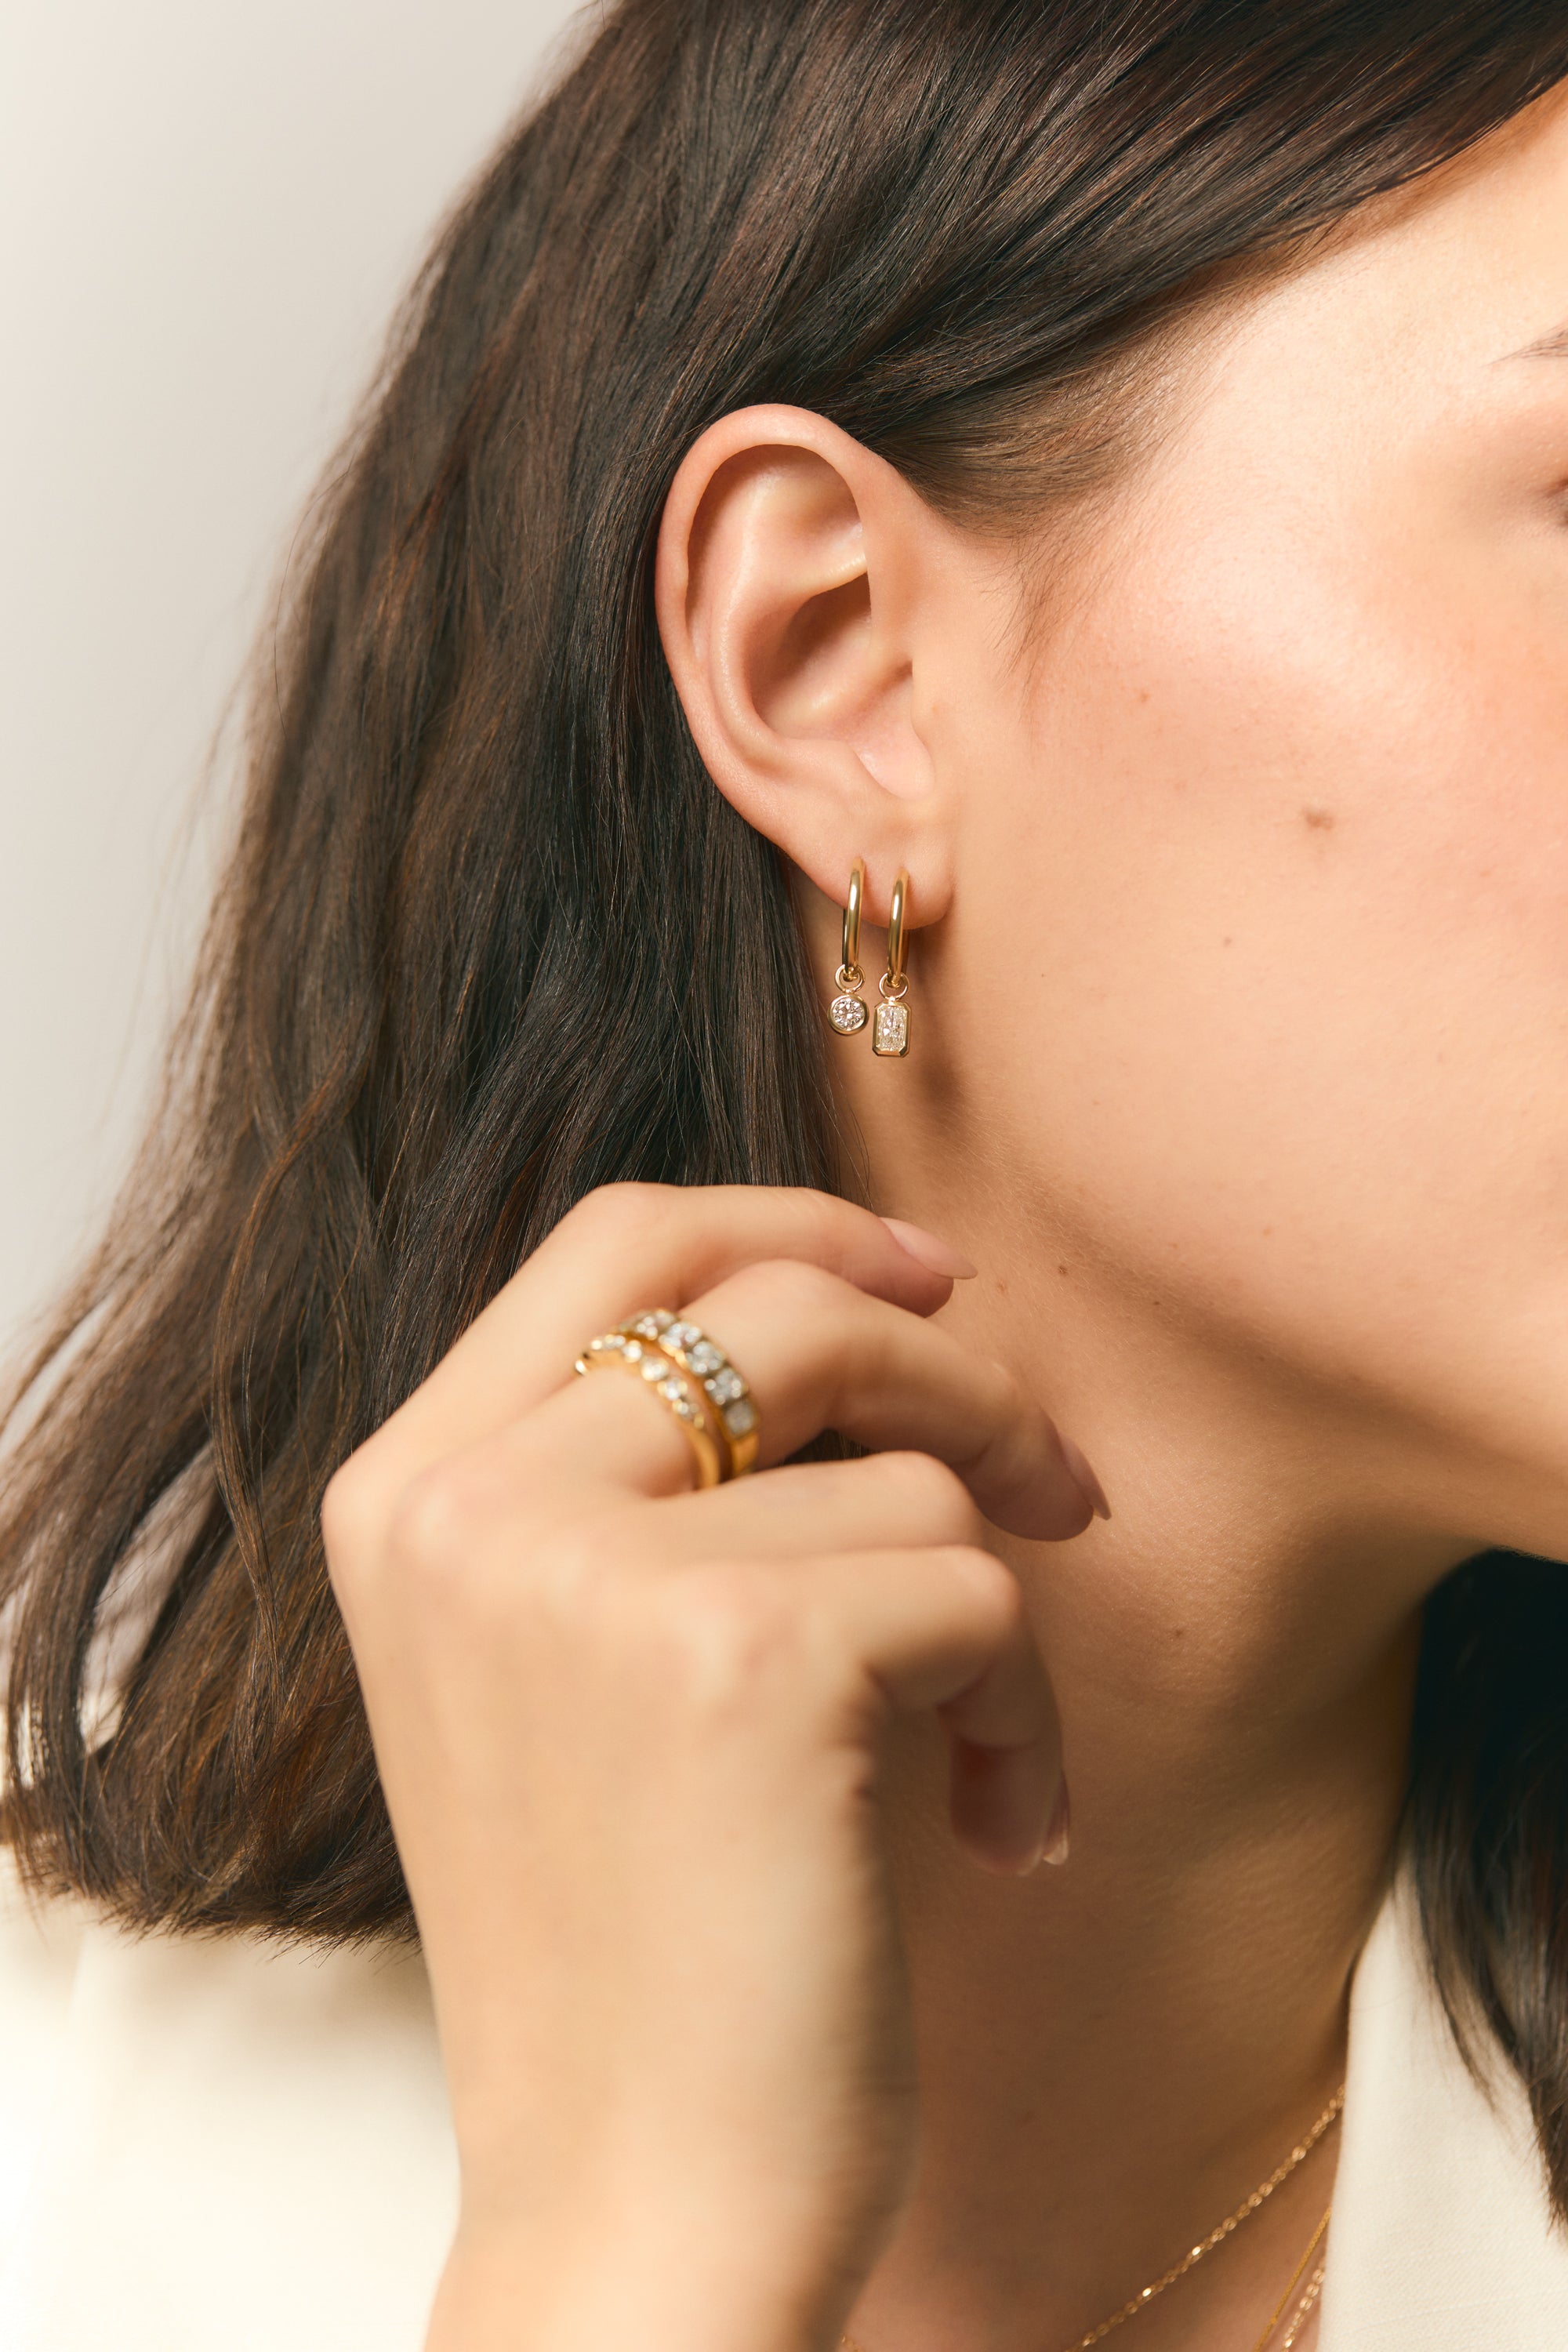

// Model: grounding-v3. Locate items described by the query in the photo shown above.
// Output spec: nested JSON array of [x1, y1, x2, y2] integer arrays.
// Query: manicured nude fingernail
[[1058, 1434, 1111, 1521], [1041, 1782, 1071, 1867], [880, 1217, 978, 1279]]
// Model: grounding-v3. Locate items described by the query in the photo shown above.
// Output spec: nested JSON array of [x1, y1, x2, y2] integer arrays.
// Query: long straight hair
[[7, 0, 1568, 2205]]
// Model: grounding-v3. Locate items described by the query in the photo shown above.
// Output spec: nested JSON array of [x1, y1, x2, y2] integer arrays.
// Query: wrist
[[427, 2217, 836, 2352]]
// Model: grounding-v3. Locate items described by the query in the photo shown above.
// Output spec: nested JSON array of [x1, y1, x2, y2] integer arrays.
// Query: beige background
[[0, 0, 583, 1352]]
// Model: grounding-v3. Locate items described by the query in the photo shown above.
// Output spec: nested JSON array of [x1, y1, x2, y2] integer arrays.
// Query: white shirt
[[2, 1854, 1566, 2349]]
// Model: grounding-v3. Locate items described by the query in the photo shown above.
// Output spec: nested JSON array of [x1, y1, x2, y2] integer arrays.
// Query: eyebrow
[[1504, 321, 1568, 361]]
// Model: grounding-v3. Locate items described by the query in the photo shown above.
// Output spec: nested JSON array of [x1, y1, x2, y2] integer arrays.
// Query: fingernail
[[1042, 1782, 1071, 1867], [880, 1217, 978, 1279], [1058, 1434, 1110, 1522]]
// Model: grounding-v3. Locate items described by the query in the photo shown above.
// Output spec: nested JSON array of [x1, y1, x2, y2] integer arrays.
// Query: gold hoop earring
[[873, 869, 911, 1057], [828, 859, 869, 1036]]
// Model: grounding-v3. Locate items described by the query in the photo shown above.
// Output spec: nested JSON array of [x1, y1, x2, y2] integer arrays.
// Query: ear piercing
[[827, 860, 911, 1056]]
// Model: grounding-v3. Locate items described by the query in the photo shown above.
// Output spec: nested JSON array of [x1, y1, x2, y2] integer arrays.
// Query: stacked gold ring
[[574, 1308, 760, 1486]]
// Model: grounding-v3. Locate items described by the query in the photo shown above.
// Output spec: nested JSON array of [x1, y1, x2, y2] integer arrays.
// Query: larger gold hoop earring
[[828, 859, 869, 1036], [873, 869, 911, 1057]]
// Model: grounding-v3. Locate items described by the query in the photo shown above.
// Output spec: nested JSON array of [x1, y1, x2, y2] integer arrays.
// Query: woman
[[6, 2, 1568, 2345]]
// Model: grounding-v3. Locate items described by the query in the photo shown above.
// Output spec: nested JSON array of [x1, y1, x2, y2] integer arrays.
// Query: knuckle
[[320, 1454, 373, 1569], [558, 1181, 671, 1252], [975, 1350, 1021, 1408], [982, 1355, 1033, 1430], [324, 1436, 644, 1654], [320, 1443, 404, 1598], [884, 1449, 980, 1532], [935, 1543, 1024, 1630], [526, 1519, 622, 1609], [383, 1459, 486, 1582], [793, 1186, 856, 1257], [728, 1254, 845, 1325], [377, 1470, 608, 1637], [659, 1561, 804, 1702]]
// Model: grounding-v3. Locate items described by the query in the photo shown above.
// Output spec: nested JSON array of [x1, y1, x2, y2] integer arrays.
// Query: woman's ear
[[655, 405, 956, 926]]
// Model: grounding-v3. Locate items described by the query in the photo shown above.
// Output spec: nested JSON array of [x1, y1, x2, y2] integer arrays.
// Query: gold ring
[[645, 1312, 760, 1479], [575, 1319, 723, 1488], [574, 1308, 760, 1483]]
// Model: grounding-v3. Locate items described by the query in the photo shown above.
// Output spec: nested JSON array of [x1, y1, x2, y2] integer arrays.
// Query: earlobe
[[655, 404, 954, 926]]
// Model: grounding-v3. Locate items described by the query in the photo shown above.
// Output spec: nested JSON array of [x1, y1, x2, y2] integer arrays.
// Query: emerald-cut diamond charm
[[870, 868, 910, 1058], [873, 997, 909, 1057]]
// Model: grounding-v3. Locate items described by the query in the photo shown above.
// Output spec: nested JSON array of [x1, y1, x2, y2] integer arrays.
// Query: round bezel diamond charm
[[829, 953, 869, 1038]]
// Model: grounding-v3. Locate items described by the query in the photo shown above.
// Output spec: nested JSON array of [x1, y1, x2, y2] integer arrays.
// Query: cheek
[[953, 500, 1568, 1432]]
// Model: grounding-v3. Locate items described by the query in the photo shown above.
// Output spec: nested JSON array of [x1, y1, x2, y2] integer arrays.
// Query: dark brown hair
[[7, 0, 1568, 2202]]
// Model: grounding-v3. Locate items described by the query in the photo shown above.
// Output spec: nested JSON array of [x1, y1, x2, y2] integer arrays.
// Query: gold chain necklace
[[838, 2082, 1344, 2352], [1276, 2243, 1329, 2351]]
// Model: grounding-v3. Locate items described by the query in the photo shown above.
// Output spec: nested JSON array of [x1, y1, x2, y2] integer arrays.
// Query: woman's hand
[[321, 1184, 1094, 2352]]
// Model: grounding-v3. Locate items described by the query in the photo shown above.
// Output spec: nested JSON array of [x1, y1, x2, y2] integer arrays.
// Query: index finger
[[358, 1182, 956, 1489]]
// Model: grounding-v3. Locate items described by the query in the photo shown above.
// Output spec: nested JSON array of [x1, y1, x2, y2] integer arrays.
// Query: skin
[[325, 81, 1568, 2352]]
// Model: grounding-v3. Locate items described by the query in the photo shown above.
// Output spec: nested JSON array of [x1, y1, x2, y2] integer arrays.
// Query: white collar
[[1319, 1872, 1568, 2348]]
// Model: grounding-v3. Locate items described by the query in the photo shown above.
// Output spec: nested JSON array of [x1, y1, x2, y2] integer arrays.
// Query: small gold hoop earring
[[873, 869, 911, 1058], [828, 859, 869, 1036]]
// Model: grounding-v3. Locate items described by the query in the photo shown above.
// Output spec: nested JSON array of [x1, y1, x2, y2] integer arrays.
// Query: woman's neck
[[836, 1202, 1457, 2352]]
